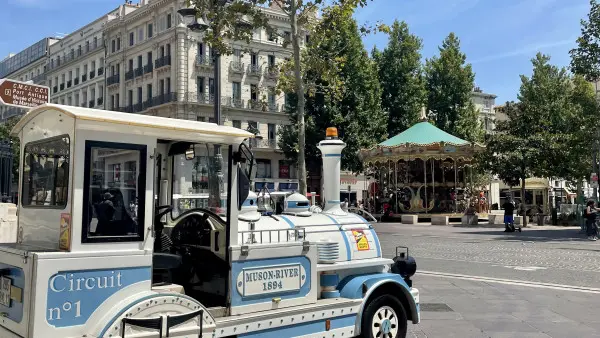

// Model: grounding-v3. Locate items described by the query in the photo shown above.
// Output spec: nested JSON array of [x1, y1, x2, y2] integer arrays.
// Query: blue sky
[[0, 0, 591, 104]]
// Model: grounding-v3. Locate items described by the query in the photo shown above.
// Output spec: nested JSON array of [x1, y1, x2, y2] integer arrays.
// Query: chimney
[[317, 127, 346, 214]]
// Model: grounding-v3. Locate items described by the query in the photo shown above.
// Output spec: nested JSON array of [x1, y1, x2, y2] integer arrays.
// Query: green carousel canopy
[[360, 120, 485, 164]]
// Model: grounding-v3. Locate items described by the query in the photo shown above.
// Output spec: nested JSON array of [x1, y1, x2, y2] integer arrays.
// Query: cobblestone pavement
[[372, 223, 600, 337]]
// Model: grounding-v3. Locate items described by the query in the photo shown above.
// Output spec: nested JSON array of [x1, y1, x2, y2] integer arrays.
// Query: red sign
[[279, 164, 289, 178], [0, 79, 49, 108]]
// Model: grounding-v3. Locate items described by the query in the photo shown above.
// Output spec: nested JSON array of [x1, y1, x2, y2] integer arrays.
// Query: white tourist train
[[0, 104, 419, 338]]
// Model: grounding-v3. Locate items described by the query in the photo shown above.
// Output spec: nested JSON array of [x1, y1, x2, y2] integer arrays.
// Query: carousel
[[359, 110, 485, 218]]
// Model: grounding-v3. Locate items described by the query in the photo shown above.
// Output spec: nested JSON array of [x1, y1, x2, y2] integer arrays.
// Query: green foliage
[[0, 118, 20, 181], [278, 6, 386, 173], [425, 32, 483, 142], [570, 0, 600, 82], [375, 20, 426, 138], [186, 0, 271, 55]]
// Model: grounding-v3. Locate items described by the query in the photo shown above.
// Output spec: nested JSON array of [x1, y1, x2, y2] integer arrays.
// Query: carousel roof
[[359, 119, 484, 164], [380, 121, 470, 147]]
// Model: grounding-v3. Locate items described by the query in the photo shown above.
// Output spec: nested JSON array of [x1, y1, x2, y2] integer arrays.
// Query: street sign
[[0, 79, 49, 109], [591, 173, 598, 189]]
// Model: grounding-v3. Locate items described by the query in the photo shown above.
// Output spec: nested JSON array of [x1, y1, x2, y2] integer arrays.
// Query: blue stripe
[[323, 154, 341, 157], [99, 293, 203, 337], [239, 314, 355, 338], [369, 229, 382, 258], [323, 214, 352, 261], [278, 215, 295, 228]]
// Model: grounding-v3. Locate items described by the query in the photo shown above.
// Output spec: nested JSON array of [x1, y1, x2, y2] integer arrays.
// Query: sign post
[[591, 173, 598, 190], [0, 79, 49, 109]]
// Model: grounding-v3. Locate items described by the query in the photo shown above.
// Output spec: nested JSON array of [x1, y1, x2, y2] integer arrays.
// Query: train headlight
[[391, 246, 417, 287]]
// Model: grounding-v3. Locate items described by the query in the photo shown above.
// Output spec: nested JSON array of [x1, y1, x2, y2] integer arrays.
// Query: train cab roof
[[10, 103, 253, 145]]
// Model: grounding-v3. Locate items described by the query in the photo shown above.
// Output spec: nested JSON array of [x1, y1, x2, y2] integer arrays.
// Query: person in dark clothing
[[585, 200, 599, 241], [502, 200, 521, 232]]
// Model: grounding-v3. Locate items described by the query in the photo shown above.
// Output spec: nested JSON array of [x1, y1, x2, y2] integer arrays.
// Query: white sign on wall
[[237, 263, 306, 297]]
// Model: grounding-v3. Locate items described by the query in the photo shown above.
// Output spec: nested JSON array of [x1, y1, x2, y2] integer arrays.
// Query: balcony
[[142, 99, 153, 110], [98, 68, 104, 76], [155, 55, 172, 69], [152, 92, 177, 106], [125, 70, 134, 81], [67, 80, 72, 88], [107, 74, 120, 86], [31, 74, 46, 83], [225, 96, 244, 108], [185, 92, 214, 104], [97, 97, 103, 106], [230, 61, 244, 74], [60, 83, 65, 91], [53, 86, 58, 94], [196, 55, 213, 68], [89, 70, 96, 79], [143, 64, 153, 74], [74, 78, 79, 86], [89, 100, 95, 108], [82, 74, 87, 82], [249, 138, 277, 149], [248, 99, 265, 111], [134, 67, 144, 78], [264, 66, 279, 80], [268, 103, 279, 112], [247, 64, 262, 77]]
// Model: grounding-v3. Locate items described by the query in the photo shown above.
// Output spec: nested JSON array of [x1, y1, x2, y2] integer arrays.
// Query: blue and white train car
[[0, 104, 419, 338]]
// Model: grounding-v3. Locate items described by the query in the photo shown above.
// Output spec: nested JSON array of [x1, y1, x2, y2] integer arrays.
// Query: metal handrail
[[239, 228, 305, 244], [347, 207, 378, 223]]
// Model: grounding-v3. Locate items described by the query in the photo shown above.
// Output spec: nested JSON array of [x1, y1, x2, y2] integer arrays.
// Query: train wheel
[[361, 294, 407, 338]]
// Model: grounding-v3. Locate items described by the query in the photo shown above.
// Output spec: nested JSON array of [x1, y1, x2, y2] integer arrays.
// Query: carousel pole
[[395, 161, 398, 214], [432, 159, 435, 200], [424, 158, 427, 213]]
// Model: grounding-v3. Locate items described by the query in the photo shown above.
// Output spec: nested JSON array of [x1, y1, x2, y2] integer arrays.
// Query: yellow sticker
[[59, 213, 71, 251], [352, 230, 370, 251]]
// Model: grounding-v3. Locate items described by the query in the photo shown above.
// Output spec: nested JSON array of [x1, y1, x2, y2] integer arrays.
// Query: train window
[[21, 135, 70, 208], [81, 141, 147, 243]]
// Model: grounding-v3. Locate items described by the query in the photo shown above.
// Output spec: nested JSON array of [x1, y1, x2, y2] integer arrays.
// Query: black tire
[[360, 294, 408, 338]]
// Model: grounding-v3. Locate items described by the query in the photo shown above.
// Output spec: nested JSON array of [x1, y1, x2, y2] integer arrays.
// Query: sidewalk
[[408, 274, 600, 338]]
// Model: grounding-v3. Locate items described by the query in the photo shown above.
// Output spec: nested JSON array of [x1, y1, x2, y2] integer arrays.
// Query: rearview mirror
[[185, 145, 195, 160]]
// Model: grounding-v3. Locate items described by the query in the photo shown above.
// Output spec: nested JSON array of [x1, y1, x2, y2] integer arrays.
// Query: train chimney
[[317, 127, 346, 214]]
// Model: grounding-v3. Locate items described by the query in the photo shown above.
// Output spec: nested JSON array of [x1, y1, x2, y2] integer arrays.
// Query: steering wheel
[[170, 208, 220, 249]]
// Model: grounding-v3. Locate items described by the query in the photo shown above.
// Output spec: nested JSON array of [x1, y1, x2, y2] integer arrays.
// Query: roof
[[11, 104, 253, 142], [379, 121, 470, 147]]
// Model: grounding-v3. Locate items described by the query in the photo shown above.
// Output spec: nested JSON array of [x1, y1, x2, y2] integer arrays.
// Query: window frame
[[21, 134, 71, 209], [81, 140, 147, 244]]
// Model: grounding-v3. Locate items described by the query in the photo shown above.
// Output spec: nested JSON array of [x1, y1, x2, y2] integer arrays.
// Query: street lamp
[[178, 6, 226, 210]]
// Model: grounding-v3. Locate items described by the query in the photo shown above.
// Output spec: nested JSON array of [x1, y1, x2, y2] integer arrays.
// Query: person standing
[[502, 199, 520, 232], [585, 200, 599, 241]]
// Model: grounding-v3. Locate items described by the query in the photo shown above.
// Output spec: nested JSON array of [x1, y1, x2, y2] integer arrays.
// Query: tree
[[570, 0, 600, 197], [425, 33, 483, 142], [278, 5, 386, 176], [375, 20, 426, 137], [0, 117, 20, 183], [484, 53, 577, 226], [275, 0, 383, 195]]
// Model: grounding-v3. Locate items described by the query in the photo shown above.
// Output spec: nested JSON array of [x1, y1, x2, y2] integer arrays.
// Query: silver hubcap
[[372, 305, 398, 338]]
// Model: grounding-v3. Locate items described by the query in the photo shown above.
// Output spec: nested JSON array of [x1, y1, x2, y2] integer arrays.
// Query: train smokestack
[[317, 127, 346, 214]]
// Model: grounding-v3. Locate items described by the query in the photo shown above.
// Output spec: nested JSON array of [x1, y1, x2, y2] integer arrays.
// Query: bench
[[431, 215, 449, 225]]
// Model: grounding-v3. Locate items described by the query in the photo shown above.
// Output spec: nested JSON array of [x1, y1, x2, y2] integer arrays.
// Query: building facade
[[471, 87, 497, 133], [0, 37, 59, 120], [0, 0, 300, 193]]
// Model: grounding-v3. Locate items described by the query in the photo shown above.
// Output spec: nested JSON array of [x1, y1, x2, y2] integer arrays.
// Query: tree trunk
[[290, 0, 307, 195], [521, 176, 527, 227]]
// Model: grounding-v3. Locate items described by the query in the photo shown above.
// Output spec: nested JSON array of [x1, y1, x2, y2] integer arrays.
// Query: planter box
[[401, 215, 418, 224], [431, 216, 449, 225]]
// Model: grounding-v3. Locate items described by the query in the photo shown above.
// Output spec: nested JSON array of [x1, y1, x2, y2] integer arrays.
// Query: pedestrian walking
[[502, 199, 521, 232], [584, 200, 599, 241]]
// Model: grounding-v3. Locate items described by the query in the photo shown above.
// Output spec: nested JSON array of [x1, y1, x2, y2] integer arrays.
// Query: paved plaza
[[374, 223, 600, 338]]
